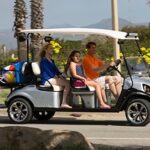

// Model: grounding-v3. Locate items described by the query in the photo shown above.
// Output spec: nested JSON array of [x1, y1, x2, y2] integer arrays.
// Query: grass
[[0, 88, 10, 104]]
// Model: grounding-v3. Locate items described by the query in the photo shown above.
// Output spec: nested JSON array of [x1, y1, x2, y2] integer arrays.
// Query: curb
[[0, 104, 6, 109]]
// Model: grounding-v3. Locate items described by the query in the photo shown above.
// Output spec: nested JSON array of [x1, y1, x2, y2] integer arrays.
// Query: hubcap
[[127, 102, 148, 125], [9, 101, 28, 122]]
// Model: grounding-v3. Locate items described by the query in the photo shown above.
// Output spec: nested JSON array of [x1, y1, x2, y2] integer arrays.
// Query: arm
[[84, 57, 115, 73], [94, 62, 116, 72], [92, 63, 108, 72], [70, 62, 86, 81], [52, 60, 62, 75]]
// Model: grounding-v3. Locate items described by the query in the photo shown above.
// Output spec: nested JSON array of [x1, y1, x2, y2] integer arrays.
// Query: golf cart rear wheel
[[8, 98, 33, 123], [33, 110, 55, 121], [125, 98, 150, 126]]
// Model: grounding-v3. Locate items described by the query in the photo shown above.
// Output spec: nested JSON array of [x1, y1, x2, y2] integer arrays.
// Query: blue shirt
[[40, 58, 61, 84]]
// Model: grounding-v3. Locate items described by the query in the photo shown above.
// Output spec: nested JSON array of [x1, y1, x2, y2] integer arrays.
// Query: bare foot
[[61, 104, 72, 109], [100, 104, 111, 109]]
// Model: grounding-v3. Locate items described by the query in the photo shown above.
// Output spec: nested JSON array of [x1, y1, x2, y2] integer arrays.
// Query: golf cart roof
[[21, 28, 139, 40]]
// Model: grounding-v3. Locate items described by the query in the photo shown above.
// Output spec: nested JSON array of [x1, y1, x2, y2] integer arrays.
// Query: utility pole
[[111, 0, 120, 61]]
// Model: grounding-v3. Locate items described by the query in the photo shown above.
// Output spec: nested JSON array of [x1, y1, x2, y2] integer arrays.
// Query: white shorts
[[94, 76, 106, 89]]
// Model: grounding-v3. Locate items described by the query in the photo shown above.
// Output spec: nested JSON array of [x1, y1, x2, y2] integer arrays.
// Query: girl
[[66, 50, 111, 109], [40, 43, 72, 108]]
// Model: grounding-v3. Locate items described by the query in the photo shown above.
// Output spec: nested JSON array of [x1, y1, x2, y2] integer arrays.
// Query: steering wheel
[[107, 59, 121, 72]]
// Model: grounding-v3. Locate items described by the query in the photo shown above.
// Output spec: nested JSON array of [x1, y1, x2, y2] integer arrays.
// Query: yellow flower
[[54, 48, 60, 54], [145, 57, 150, 63], [147, 53, 150, 57], [28, 53, 32, 60], [140, 47, 146, 51], [143, 55, 147, 59], [137, 58, 141, 64], [119, 53, 123, 57], [50, 40, 62, 54], [111, 57, 114, 61], [140, 47, 150, 64], [147, 48, 150, 51], [143, 55, 150, 64]]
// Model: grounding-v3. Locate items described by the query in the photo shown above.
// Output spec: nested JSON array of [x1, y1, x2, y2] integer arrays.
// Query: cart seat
[[31, 62, 63, 91], [66, 69, 95, 92]]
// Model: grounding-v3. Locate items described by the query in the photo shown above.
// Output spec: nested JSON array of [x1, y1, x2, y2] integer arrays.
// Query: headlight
[[143, 84, 150, 93]]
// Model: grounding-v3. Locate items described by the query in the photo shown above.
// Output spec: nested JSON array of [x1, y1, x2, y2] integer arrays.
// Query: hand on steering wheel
[[107, 59, 121, 72]]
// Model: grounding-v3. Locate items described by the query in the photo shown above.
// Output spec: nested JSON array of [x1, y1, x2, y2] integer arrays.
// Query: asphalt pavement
[[0, 108, 150, 149]]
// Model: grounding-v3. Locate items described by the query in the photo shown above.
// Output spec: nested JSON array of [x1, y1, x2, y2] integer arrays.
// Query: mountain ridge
[[0, 18, 149, 49]]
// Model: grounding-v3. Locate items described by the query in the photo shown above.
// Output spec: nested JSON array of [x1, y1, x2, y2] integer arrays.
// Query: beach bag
[[2, 64, 16, 83], [71, 78, 86, 88], [3, 71, 16, 83], [1, 61, 32, 84]]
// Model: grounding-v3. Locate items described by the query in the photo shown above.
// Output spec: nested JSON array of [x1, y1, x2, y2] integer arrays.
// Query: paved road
[[0, 109, 150, 148]]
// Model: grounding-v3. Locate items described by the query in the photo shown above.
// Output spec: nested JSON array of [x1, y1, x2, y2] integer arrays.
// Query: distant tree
[[122, 26, 150, 47], [30, 0, 43, 61], [13, 0, 27, 61]]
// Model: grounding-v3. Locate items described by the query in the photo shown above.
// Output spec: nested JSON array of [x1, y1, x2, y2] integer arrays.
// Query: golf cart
[[2, 28, 150, 126]]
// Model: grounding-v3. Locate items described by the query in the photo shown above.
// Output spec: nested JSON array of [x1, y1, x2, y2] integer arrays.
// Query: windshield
[[120, 40, 149, 77]]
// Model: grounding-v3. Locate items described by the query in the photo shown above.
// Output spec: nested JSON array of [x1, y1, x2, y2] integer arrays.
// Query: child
[[66, 50, 111, 109]]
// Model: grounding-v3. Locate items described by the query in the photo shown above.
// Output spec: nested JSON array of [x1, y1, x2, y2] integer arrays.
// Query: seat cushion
[[53, 85, 64, 91], [37, 84, 63, 91], [87, 86, 95, 91], [31, 62, 41, 76], [44, 81, 64, 91]]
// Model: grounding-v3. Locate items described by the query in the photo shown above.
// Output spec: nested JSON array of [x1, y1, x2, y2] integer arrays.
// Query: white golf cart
[[2, 28, 150, 126]]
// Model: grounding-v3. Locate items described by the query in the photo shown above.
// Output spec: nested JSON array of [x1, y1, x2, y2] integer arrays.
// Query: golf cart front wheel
[[125, 98, 150, 126], [8, 98, 33, 123], [33, 110, 55, 121]]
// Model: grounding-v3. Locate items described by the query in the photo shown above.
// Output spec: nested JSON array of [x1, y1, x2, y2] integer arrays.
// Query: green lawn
[[0, 88, 10, 104]]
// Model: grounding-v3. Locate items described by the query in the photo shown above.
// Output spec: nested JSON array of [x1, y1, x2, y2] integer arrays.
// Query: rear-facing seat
[[27, 62, 63, 91]]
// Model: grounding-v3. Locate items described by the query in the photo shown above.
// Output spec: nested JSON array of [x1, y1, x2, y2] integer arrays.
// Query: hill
[[0, 30, 16, 49], [84, 18, 134, 29], [0, 18, 149, 49]]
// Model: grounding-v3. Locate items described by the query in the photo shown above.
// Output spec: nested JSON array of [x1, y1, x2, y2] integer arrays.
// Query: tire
[[8, 98, 33, 123], [33, 110, 55, 121], [125, 98, 150, 126]]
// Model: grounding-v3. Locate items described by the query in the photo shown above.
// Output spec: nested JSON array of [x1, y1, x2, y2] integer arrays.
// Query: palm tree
[[13, 0, 27, 61], [30, 0, 44, 61]]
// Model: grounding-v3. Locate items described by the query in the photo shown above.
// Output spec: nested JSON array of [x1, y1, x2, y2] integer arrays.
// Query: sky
[[0, 0, 150, 30]]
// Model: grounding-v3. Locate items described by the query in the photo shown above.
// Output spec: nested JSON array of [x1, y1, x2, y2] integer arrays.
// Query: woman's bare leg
[[86, 80, 110, 108], [101, 89, 107, 103], [47, 77, 71, 108]]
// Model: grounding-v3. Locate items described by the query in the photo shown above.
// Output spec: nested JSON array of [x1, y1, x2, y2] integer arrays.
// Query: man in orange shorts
[[83, 42, 122, 101]]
